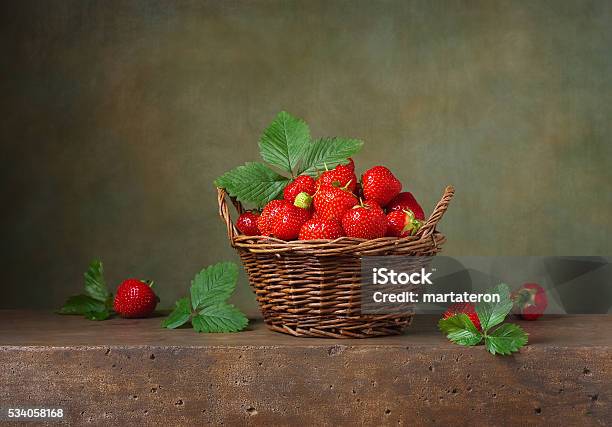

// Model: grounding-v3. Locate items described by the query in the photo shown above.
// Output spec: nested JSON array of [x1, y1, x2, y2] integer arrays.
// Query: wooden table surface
[[1, 310, 610, 425]]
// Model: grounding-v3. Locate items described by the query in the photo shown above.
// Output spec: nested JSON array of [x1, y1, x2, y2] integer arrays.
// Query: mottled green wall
[[1, 0, 611, 313]]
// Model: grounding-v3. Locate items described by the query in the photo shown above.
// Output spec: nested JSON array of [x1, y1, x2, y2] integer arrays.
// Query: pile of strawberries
[[236, 159, 426, 240]]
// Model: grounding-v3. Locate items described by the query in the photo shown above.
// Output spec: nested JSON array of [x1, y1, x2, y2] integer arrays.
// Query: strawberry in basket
[[317, 163, 357, 192], [342, 200, 387, 239], [361, 166, 402, 207], [313, 184, 358, 223], [387, 192, 425, 221]]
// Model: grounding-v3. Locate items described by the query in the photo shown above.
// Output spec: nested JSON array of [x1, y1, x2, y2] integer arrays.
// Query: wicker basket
[[217, 185, 454, 338]]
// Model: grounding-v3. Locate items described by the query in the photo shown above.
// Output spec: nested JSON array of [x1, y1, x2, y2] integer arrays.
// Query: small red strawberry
[[386, 210, 423, 237], [443, 302, 482, 331], [284, 175, 316, 203], [318, 164, 357, 192], [299, 218, 344, 240], [270, 203, 311, 240], [236, 211, 260, 236], [386, 192, 425, 220], [342, 201, 387, 239], [513, 283, 547, 320], [257, 200, 288, 236], [313, 184, 358, 222], [361, 166, 402, 207], [113, 279, 159, 318]]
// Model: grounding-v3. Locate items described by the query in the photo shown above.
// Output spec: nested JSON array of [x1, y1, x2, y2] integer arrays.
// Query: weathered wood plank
[[1, 311, 610, 425]]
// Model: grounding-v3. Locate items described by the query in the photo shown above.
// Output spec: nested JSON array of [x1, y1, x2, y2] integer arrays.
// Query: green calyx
[[294, 192, 313, 209], [515, 288, 536, 308], [401, 209, 423, 235]]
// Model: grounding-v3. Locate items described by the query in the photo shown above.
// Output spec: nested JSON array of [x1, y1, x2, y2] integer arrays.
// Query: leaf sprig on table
[[214, 111, 363, 207], [162, 262, 248, 333], [438, 283, 528, 355], [57, 260, 113, 320]]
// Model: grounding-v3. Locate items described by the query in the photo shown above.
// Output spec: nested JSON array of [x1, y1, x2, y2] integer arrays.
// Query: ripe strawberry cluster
[[236, 159, 426, 241]]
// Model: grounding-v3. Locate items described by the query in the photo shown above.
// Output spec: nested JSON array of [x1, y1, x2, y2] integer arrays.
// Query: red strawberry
[[342, 201, 387, 239], [318, 164, 357, 192], [257, 200, 288, 236], [299, 218, 344, 240], [284, 175, 316, 203], [386, 192, 425, 220], [313, 184, 358, 222], [361, 166, 402, 207], [269, 203, 311, 240], [443, 302, 482, 331], [386, 210, 423, 237], [236, 211, 260, 236], [113, 279, 158, 318], [513, 283, 547, 320]]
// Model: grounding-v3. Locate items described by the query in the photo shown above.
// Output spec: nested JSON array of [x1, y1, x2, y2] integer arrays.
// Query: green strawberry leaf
[[83, 260, 111, 304], [438, 313, 483, 346], [190, 262, 238, 311], [475, 283, 513, 332], [298, 137, 363, 176], [484, 323, 528, 355], [58, 294, 107, 315], [162, 262, 249, 333], [192, 303, 248, 333], [214, 162, 290, 207], [161, 297, 192, 329], [58, 260, 114, 320], [259, 111, 310, 176], [84, 309, 111, 321]]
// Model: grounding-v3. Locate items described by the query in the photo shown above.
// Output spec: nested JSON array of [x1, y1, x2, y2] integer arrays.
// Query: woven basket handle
[[418, 185, 455, 239], [217, 187, 243, 245]]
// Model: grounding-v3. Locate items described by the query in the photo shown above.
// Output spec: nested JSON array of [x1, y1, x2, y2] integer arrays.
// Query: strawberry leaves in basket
[[258, 110, 311, 175], [298, 137, 363, 177], [162, 262, 248, 333], [438, 283, 528, 356], [57, 260, 113, 320], [214, 111, 362, 207], [215, 162, 290, 208]]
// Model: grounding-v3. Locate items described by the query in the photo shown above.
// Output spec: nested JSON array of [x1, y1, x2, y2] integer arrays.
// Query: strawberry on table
[[236, 211, 260, 236], [443, 302, 482, 331], [313, 184, 358, 222], [513, 283, 547, 320], [361, 166, 402, 207], [386, 192, 425, 220], [299, 218, 344, 240], [342, 200, 387, 239], [113, 279, 159, 318], [283, 175, 316, 203], [386, 209, 423, 237]]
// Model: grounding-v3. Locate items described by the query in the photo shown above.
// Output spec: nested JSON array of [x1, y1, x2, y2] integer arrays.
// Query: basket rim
[[217, 185, 454, 254]]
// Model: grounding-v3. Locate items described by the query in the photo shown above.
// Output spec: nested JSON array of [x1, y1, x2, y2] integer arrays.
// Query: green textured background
[[1, 0, 611, 315]]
